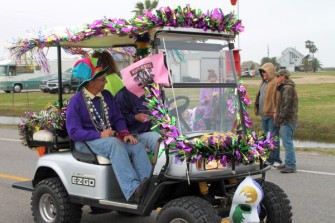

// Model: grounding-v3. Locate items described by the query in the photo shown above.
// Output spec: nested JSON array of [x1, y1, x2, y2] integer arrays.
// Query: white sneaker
[[272, 162, 281, 168]]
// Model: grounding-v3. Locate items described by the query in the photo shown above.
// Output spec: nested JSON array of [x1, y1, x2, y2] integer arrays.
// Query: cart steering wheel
[[167, 96, 191, 131]]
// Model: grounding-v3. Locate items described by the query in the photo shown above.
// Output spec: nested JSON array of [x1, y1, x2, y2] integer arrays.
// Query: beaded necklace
[[82, 90, 111, 131]]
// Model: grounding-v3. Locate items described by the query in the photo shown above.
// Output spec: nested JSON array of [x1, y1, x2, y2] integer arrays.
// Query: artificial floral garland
[[144, 83, 276, 165], [9, 5, 243, 73], [18, 100, 69, 148]]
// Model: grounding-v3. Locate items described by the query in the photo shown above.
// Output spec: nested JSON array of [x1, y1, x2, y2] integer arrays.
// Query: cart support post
[[57, 44, 63, 108]]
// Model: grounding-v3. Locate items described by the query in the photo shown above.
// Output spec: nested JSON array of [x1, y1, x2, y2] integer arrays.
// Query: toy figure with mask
[[229, 176, 263, 223]]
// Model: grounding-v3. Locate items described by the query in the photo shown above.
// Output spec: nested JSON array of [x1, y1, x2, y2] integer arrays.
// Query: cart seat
[[33, 130, 70, 142], [29, 130, 70, 152], [95, 155, 110, 164], [70, 140, 111, 165]]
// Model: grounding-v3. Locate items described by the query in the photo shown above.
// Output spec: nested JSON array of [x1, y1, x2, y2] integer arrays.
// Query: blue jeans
[[75, 137, 152, 201], [280, 123, 297, 169], [136, 131, 161, 154], [261, 116, 282, 164]]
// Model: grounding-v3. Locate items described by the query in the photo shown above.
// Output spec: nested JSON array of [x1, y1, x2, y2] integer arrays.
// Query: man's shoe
[[132, 178, 149, 204], [276, 164, 286, 169], [280, 167, 297, 173]]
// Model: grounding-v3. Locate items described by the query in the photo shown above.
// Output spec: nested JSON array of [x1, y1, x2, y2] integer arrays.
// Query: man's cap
[[275, 69, 290, 78]]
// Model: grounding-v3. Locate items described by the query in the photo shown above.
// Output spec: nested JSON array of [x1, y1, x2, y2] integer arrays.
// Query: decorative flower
[[18, 100, 69, 149]]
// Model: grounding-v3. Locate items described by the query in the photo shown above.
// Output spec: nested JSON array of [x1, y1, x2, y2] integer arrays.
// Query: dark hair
[[91, 50, 119, 74], [207, 69, 217, 80]]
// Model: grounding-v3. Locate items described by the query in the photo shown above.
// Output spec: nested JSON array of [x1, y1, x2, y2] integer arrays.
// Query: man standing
[[275, 69, 298, 173], [254, 62, 282, 167]]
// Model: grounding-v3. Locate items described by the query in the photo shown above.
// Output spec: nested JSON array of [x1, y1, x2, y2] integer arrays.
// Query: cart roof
[[9, 5, 243, 57]]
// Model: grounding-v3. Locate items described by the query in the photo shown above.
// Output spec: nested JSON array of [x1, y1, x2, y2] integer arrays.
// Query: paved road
[[0, 127, 334, 223]]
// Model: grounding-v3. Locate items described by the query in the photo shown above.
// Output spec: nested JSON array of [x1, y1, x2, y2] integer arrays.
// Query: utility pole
[[267, 44, 270, 57]]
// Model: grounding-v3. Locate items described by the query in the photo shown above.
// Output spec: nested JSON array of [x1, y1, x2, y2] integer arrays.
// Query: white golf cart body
[[13, 26, 292, 222]]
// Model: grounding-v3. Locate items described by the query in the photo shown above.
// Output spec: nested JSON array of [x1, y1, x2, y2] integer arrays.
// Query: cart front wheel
[[259, 181, 293, 223], [156, 196, 221, 223], [31, 177, 82, 223]]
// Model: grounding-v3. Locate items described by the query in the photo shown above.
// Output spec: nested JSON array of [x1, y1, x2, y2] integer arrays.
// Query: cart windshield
[[156, 31, 241, 135]]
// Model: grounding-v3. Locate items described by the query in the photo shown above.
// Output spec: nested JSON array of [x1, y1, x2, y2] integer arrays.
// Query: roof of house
[[280, 47, 305, 58]]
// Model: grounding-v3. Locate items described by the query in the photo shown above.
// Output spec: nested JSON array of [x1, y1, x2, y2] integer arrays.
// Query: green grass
[[296, 147, 335, 156], [244, 71, 335, 143], [1, 71, 334, 143], [0, 92, 73, 116]]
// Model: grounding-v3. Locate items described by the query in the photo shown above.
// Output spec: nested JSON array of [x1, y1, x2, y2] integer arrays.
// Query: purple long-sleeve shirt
[[66, 89, 129, 142], [199, 87, 221, 119]]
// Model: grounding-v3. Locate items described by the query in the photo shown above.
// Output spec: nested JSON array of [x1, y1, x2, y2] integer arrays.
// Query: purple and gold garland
[[9, 5, 243, 73], [144, 83, 276, 165]]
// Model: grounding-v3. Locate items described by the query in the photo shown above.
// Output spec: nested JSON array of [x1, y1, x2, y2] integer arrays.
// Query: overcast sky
[[1, 0, 334, 67]]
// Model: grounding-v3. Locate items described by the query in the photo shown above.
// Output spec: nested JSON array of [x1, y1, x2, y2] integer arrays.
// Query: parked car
[[40, 74, 57, 92], [241, 70, 255, 78], [40, 68, 82, 94], [46, 72, 82, 94], [40, 68, 73, 93]]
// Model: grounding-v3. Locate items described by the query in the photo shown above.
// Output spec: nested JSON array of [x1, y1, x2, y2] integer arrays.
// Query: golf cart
[[12, 6, 292, 223]]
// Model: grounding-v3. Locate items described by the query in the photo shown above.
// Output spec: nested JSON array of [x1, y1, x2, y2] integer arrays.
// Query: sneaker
[[276, 164, 286, 169], [272, 162, 281, 168], [280, 167, 297, 173]]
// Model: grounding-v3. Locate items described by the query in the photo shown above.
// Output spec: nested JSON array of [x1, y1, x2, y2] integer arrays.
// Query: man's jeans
[[262, 116, 282, 164], [280, 123, 297, 169], [75, 137, 152, 201], [137, 131, 161, 154]]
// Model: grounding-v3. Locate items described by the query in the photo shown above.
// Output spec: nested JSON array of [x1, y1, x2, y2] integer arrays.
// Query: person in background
[[115, 87, 161, 155], [91, 50, 124, 96], [192, 106, 206, 131], [254, 62, 282, 167], [66, 61, 151, 204], [199, 69, 221, 130], [182, 108, 196, 131], [275, 69, 298, 173]]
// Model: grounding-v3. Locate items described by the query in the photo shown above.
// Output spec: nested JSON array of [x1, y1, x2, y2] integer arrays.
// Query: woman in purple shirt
[[199, 70, 221, 130]]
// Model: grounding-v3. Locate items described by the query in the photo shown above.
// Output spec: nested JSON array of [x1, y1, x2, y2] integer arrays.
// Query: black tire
[[31, 177, 82, 223], [13, 84, 22, 93], [62, 85, 71, 94], [156, 196, 221, 223], [259, 181, 292, 223]]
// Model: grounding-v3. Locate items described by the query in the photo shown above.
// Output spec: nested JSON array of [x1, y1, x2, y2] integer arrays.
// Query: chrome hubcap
[[39, 194, 56, 222]]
